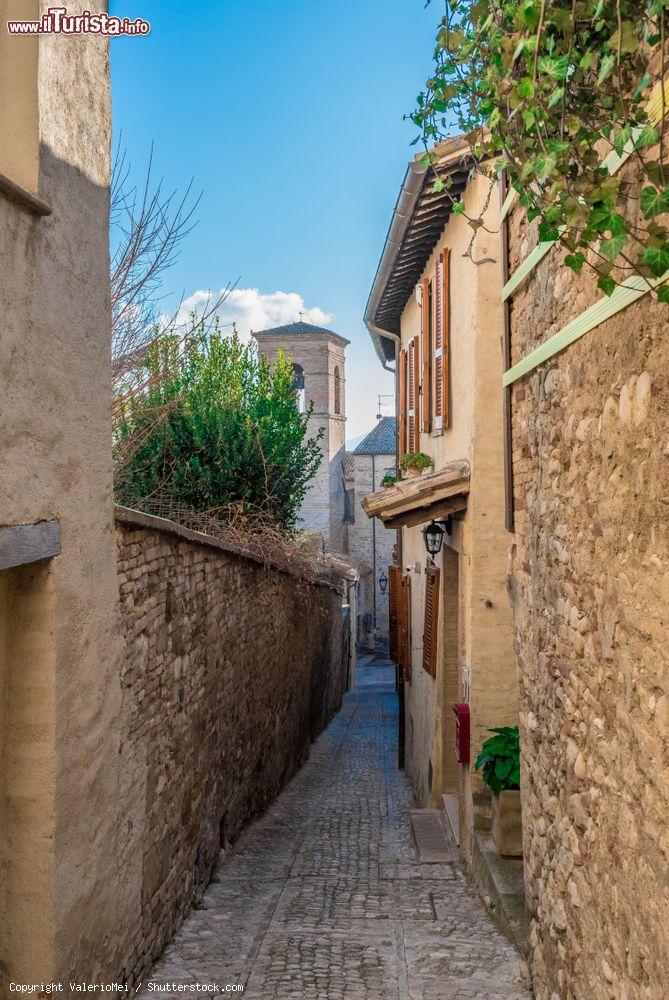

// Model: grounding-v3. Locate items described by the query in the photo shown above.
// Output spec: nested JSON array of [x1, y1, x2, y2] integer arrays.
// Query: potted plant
[[380, 474, 397, 490], [475, 726, 522, 857], [399, 452, 433, 478]]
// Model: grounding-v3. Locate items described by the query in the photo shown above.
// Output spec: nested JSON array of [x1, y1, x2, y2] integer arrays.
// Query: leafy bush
[[400, 452, 433, 473], [115, 326, 323, 530], [475, 726, 521, 794], [381, 474, 397, 487]]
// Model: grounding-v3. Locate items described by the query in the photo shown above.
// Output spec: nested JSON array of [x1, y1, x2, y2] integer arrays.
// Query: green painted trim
[[500, 187, 517, 220], [503, 272, 667, 387], [501, 230, 564, 300]]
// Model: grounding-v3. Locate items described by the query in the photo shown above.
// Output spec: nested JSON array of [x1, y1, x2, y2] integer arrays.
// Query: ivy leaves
[[413, 0, 669, 299]]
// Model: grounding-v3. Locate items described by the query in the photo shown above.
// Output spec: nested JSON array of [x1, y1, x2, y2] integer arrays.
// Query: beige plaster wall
[[0, 1, 39, 192], [398, 172, 517, 850], [507, 188, 669, 999], [0, 6, 125, 986]]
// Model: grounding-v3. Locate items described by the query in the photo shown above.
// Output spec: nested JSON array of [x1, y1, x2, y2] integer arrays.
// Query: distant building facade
[[254, 320, 349, 551], [343, 417, 397, 646]]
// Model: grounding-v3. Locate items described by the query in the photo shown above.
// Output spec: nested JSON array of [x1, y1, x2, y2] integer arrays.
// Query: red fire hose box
[[453, 703, 470, 764]]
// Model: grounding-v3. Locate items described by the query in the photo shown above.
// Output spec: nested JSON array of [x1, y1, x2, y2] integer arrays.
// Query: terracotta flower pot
[[403, 467, 422, 478], [492, 789, 523, 857]]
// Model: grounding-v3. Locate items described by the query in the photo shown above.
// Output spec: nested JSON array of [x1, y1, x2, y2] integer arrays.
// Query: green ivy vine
[[412, 0, 669, 299]]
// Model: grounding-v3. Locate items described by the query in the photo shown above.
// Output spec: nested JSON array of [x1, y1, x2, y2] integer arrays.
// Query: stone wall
[[113, 507, 349, 989], [507, 206, 669, 998]]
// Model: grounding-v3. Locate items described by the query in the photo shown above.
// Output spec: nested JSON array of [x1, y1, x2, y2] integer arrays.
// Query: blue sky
[[110, 0, 439, 441]]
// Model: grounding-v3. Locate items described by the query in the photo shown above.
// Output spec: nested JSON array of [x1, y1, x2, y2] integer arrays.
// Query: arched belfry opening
[[334, 366, 341, 415], [292, 363, 305, 413]]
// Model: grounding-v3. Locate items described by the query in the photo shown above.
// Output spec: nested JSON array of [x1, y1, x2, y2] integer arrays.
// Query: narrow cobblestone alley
[[141, 662, 531, 999]]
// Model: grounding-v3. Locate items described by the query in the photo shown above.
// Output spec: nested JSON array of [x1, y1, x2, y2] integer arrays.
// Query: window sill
[[0, 171, 52, 217]]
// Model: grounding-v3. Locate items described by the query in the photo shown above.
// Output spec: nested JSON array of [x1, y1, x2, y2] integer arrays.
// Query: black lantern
[[378, 572, 388, 594], [422, 520, 445, 557]]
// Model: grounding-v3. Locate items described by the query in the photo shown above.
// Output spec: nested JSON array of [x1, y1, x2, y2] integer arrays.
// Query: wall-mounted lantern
[[421, 520, 445, 557], [378, 572, 388, 594]]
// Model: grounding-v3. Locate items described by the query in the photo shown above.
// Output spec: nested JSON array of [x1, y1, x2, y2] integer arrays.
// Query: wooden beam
[[0, 521, 61, 571], [381, 495, 468, 530]]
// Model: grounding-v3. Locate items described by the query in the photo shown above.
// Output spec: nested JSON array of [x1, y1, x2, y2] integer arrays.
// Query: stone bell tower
[[253, 319, 349, 551]]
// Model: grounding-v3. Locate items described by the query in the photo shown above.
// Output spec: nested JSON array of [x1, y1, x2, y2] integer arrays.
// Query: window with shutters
[[422, 566, 440, 677], [433, 249, 450, 430], [398, 349, 407, 461], [407, 335, 420, 454], [388, 566, 401, 664], [421, 279, 432, 433]]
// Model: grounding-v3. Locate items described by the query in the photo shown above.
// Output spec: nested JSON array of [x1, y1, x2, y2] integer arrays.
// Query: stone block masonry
[[507, 201, 669, 998], [113, 507, 349, 990]]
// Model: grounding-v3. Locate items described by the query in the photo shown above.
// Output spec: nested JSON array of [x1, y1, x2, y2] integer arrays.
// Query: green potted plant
[[399, 452, 433, 478], [380, 474, 397, 490], [475, 726, 522, 857]]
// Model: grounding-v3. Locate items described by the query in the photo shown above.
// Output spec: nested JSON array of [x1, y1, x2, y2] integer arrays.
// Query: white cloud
[[172, 287, 332, 341]]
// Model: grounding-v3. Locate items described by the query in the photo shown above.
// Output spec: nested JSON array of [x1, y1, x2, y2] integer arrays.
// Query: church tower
[[253, 320, 349, 551]]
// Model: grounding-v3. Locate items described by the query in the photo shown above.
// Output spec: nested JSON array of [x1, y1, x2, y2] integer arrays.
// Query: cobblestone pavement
[[140, 662, 531, 999]]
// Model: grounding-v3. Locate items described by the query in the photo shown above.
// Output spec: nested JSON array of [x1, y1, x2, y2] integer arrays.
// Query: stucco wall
[[507, 200, 669, 998], [398, 173, 517, 840], [113, 508, 349, 989], [0, 8, 125, 987]]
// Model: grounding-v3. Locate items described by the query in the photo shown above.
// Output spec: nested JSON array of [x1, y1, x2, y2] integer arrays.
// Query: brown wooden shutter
[[398, 348, 407, 461], [421, 279, 432, 433], [399, 573, 412, 683], [407, 340, 415, 455], [422, 566, 440, 677], [388, 566, 401, 664], [434, 249, 450, 429], [407, 335, 420, 453]]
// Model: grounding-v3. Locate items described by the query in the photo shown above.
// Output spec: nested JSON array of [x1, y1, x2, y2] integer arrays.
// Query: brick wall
[[113, 508, 349, 988], [507, 207, 669, 998]]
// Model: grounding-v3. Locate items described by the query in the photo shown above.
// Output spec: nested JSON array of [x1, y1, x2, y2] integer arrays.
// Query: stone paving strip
[[139, 673, 531, 999]]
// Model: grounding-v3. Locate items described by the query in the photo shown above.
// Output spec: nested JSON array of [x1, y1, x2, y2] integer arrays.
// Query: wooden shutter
[[434, 249, 450, 429], [407, 336, 420, 454], [421, 279, 432, 433], [399, 573, 412, 683], [398, 348, 407, 461], [422, 566, 440, 677], [388, 566, 401, 664]]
